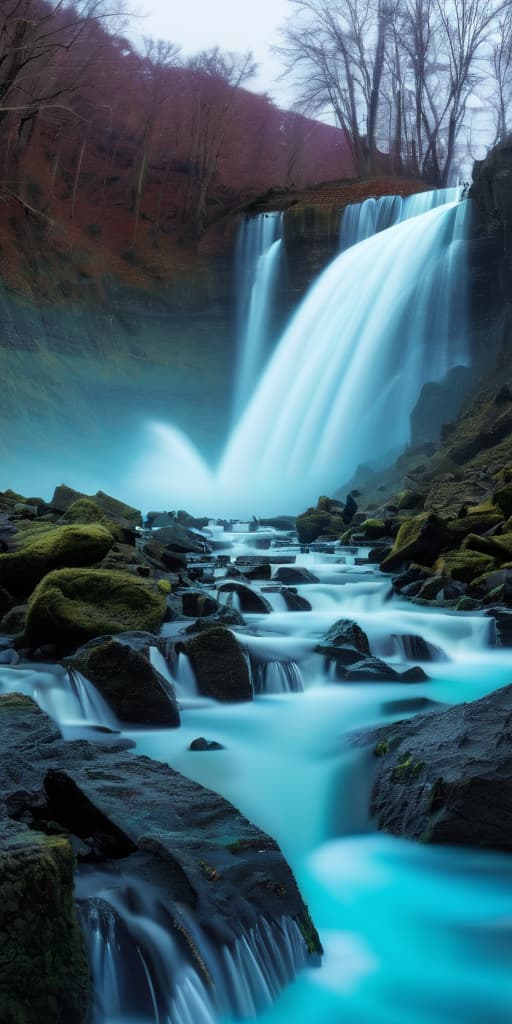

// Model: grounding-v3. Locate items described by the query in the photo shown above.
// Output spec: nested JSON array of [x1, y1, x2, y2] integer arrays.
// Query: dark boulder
[[316, 618, 371, 672], [274, 566, 320, 584], [152, 523, 209, 554], [68, 639, 180, 726], [189, 737, 225, 751], [391, 635, 447, 661], [0, 694, 321, 1011], [381, 513, 452, 572], [186, 605, 246, 632], [362, 683, 512, 849], [282, 589, 312, 611], [217, 582, 272, 614], [339, 658, 429, 683], [181, 626, 252, 702], [181, 591, 220, 618]]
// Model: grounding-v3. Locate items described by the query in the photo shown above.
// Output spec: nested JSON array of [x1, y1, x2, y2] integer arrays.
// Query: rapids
[[2, 526, 512, 1023]]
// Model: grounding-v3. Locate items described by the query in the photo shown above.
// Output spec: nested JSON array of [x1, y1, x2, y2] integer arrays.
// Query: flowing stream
[[3, 528, 512, 1023]]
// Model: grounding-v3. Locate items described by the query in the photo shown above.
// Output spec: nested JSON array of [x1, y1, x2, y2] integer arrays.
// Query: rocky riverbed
[[2, 477, 512, 1023]]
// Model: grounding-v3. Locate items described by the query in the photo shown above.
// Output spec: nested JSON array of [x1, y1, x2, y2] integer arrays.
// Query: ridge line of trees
[[278, 0, 512, 184]]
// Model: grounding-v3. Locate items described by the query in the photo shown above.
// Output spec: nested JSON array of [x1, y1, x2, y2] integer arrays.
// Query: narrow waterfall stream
[[232, 212, 284, 425], [3, 526, 512, 1023]]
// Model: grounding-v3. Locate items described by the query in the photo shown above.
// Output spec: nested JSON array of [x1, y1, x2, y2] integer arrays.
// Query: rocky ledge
[[0, 694, 321, 1023], [354, 683, 512, 849]]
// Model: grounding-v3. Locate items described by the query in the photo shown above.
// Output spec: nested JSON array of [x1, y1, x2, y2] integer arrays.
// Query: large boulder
[[316, 618, 371, 673], [381, 513, 452, 572], [152, 523, 208, 553], [181, 626, 252, 701], [433, 549, 497, 583], [0, 694, 91, 1024], [58, 497, 122, 540], [0, 694, 321, 1008], [0, 524, 114, 597], [49, 485, 142, 533], [68, 639, 180, 726], [24, 569, 167, 650], [361, 683, 512, 848], [0, 825, 90, 1024]]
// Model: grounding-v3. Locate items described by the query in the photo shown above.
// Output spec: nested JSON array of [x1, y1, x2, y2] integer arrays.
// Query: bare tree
[[490, 12, 512, 140], [182, 47, 256, 229], [279, 0, 512, 184]]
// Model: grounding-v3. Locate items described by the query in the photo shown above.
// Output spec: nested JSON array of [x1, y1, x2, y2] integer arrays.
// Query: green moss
[[24, 567, 167, 648], [434, 549, 497, 583], [375, 739, 389, 757], [394, 490, 424, 511], [493, 484, 512, 518], [94, 490, 142, 528], [60, 498, 122, 539], [0, 524, 114, 598], [462, 531, 512, 562], [381, 512, 450, 570], [361, 518, 388, 539], [198, 860, 221, 881], [157, 579, 172, 595], [0, 831, 90, 1024], [392, 752, 425, 780], [447, 511, 504, 540]]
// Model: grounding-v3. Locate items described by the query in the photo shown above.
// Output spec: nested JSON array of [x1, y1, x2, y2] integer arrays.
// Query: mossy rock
[[182, 626, 252, 702], [381, 513, 451, 572], [0, 524, 114, 598], [69, 639, 179, 725], [447, 509, 504, 540], [59, 498, 122, 540], [93, 490, 142, 530], [462, 532, 512, 563], [494, 484, 512, 519], [1, 603, 28, 635], [50, 484, 142, 533], [360, 518, 389, 540], [24, 568, 167, 649], [0, 829, 90, 1024], [296, 509, 345, 543], [434, 549, 497, 583], [394, 490, 425, 511]]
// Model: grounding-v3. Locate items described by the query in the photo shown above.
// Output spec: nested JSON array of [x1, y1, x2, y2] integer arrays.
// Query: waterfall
[[339, 187, 462, 250], [129, 190, 470, 515], [67, 669, 119, 730], [175, 652, 198, 698], [79, 879, 312, 1024], [252, 659, 304, 695], [232, 212, 283, 424]]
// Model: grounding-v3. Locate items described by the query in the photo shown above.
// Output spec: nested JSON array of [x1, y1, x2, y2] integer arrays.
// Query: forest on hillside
[[0, 0, 352, 245]]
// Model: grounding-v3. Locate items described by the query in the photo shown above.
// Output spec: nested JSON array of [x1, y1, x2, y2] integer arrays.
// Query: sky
[[137, 0, 293, 106]]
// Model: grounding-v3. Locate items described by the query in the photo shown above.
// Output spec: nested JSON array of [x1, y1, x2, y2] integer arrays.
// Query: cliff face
[[470, 141, 512, 357]]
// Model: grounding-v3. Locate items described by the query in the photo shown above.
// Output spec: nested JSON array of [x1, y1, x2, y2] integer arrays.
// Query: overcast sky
[[137, 0, 293, 106]]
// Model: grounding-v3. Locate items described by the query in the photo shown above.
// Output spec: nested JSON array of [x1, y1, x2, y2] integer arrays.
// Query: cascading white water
[[130, 190, 470, 515], [339, 187, 462, 250], [78, 877, 312, 1024], [232, 212, 284, 424], [252, 659, 304, 695]]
